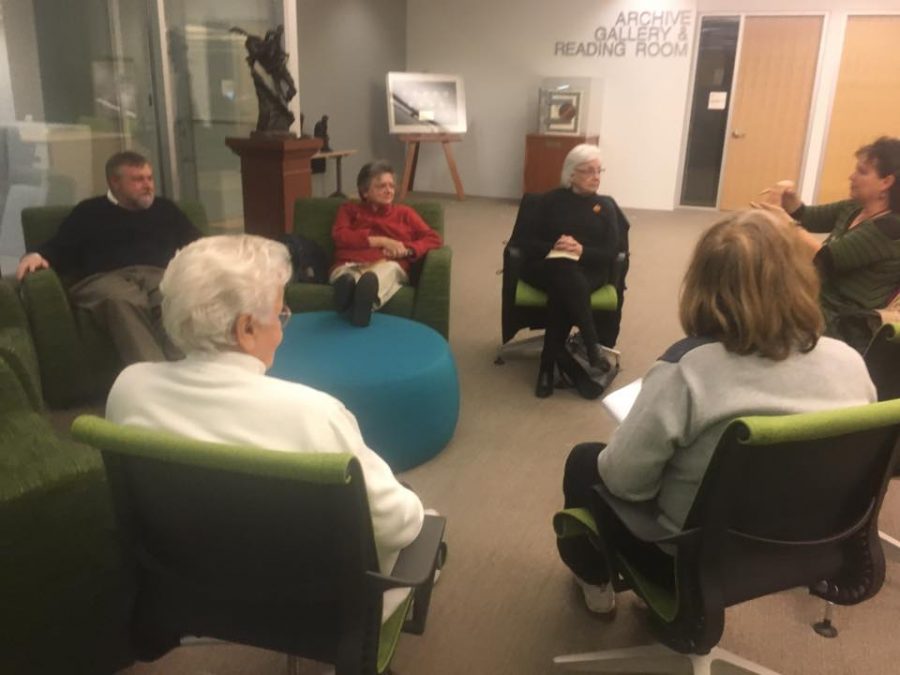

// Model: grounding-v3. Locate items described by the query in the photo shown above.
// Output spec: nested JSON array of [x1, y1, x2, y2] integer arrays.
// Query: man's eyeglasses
[[574, 167, 606, 177], [278, 306, 292, 328]]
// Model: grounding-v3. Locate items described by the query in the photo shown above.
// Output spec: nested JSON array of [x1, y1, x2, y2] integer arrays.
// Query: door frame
[[810, 10, 900, 204], [675, 10, 828, 211]]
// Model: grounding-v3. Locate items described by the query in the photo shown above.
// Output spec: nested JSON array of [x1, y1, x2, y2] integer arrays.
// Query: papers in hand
[[602, 378, 642, 424], [545, 249, 580, 261]]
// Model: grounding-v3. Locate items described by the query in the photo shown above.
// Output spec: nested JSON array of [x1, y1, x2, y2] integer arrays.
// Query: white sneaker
[[576, 577, 616, 615]]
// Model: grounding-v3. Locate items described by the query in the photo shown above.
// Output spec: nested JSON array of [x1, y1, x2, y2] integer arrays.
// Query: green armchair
[[71, 415, 446, 674], [18, 202, 208, 408], [553, 401, 900, 673], [286, 198, 452, 338], [0, 283, 135, 673]]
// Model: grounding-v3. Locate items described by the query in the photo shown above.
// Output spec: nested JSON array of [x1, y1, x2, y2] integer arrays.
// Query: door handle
[[731, 130, 746, 139]]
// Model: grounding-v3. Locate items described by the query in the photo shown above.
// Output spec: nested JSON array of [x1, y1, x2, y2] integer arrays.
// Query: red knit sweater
[[331, 201, 442, 273]]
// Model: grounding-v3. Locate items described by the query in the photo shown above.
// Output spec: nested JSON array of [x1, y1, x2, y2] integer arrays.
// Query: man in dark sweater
[[15, 151, 200, 364]]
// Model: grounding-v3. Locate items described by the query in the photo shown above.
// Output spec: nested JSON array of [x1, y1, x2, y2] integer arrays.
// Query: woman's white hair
[[160, 234, 292, 354], [560, 143, 603, 188]]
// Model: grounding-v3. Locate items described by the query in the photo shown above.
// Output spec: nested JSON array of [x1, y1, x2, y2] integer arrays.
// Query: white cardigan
[[106, 350, 424, 621]]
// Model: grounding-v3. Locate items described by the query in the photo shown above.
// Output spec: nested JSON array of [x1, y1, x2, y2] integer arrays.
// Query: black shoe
[[333, 274, 356, 313], [351, 272, 378, 327], [535, 362, 555, 398]]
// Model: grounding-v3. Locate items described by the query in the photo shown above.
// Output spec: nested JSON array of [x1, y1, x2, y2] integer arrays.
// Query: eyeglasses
[[278, 306, 292, 328], [574, 167, 606, 177]]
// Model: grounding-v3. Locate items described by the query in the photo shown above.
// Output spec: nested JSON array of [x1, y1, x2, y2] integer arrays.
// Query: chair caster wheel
[[812, 619, 838, 638]]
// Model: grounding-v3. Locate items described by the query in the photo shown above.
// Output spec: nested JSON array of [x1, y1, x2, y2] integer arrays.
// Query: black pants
[[558, 443, 674, 587], [521, 259, 604, 365]]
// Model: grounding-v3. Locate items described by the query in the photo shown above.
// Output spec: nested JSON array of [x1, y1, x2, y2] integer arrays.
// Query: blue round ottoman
[[269, 312, 459, 471]]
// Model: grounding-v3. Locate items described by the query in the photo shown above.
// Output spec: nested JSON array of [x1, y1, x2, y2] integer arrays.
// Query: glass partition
[[680, 16, 740, 207], [0, 0, 162, 272], [161, 0, 281, 229]]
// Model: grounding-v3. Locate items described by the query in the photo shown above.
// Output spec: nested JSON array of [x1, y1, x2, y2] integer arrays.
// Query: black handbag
[[277, 233, 329, 284], [558, 332, 620, 400]]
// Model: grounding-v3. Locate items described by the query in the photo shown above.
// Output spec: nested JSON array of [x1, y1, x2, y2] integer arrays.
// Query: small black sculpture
[[313, 115, 332, 152], [230, 25, 297, 136], [311, 115, 331, 174]]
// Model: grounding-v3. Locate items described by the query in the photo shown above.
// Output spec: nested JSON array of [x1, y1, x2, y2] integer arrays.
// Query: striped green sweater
[[797, 200, 900, 312]]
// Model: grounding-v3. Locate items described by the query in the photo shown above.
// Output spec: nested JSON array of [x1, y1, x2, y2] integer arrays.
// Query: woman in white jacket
[[106, 234, 424, 622]]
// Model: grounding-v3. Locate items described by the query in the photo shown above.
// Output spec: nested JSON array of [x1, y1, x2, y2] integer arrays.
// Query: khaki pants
[[329, 260, 408, 309], [68, 265, 182, 365]]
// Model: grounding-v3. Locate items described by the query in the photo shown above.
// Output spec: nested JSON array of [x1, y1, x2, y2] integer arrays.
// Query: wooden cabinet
[[523, 133, 599, 194]]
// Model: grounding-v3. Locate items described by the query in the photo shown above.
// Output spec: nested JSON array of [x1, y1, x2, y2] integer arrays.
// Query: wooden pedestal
[[523, 134, 599, 194], [225, 136, 323, 238]]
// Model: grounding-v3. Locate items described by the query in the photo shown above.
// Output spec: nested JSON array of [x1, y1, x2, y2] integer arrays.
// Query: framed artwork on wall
[[540, 89, 583, 135], [386, 72, 467, 134]]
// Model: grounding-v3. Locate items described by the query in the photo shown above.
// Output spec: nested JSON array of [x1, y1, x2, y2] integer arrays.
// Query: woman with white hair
[[519, 143, 629, 398], [105, 234, 425, 622]]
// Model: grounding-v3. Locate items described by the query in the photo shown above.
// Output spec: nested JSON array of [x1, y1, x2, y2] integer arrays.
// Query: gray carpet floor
[[117, 196, 900, 675]]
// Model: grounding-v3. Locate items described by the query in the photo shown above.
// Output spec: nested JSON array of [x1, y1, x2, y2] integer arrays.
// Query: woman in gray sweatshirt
[[558, 209, 876, 615]]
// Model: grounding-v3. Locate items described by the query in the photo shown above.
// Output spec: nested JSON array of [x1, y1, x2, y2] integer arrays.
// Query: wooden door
[[818, 16, 900, 203], [718, 16, 823, 210]]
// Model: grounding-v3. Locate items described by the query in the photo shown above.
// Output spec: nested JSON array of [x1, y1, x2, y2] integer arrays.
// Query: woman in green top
[[763, 136, 900, 351]]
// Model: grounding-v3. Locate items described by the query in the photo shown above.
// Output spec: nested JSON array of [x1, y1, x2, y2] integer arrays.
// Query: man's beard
[[135, 193, 155, 210]]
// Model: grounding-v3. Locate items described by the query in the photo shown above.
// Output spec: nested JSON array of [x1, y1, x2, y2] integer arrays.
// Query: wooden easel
[[397, 133, 465, 201]]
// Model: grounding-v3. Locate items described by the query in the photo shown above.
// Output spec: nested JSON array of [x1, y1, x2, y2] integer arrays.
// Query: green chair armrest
[[0, 281, 42, 410], [880, 323, 900, 343], [553, 507, 600, 539], [0, 353, 34, 413], [412, 246, 452, 339], [366, 514, 446, 640], [19, 269, 95, 408], [0, 329, 43, 412]]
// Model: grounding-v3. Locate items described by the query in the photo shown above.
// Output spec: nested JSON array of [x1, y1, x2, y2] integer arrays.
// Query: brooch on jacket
[[592, 204, 603, 214]]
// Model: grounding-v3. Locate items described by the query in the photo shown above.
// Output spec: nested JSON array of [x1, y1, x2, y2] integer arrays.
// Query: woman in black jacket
[[520, 143, 626, 398]]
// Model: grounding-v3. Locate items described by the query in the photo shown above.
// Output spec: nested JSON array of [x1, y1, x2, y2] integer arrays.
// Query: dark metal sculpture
[[311, 115, 330, 174], [230, 25, 297, 136], [313, 115, 331, 152]]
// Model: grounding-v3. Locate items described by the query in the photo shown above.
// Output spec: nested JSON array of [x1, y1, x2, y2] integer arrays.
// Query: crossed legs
[[521, 259, 605, 396]]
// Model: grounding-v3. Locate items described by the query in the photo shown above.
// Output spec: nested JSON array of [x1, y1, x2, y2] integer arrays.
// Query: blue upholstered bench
[[269, 312, 459, 471]]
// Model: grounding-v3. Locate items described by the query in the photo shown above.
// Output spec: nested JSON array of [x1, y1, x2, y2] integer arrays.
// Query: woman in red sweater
[[330, 160, 442, 326]]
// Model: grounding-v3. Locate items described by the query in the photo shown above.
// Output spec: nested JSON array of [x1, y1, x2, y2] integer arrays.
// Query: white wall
[[407, 0, 900, 209], [297, 0, 406, 196], [407, 0, 695, 209]]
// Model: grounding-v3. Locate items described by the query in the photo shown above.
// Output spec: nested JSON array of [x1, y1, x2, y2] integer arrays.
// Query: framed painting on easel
[[386, 72, 467, 134]]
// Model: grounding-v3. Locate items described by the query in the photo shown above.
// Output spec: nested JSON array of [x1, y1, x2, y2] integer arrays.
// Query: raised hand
[[759, 180, 802, 213]]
